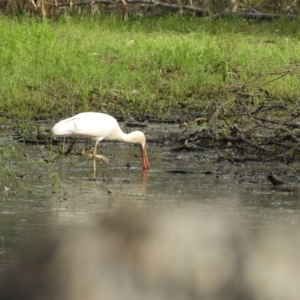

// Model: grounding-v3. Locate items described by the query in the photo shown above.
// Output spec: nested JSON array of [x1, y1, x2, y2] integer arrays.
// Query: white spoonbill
[[52, 112, 150, 175]]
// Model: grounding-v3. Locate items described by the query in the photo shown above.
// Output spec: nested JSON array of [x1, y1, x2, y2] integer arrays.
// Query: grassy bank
[[1, 15, 300, 119]]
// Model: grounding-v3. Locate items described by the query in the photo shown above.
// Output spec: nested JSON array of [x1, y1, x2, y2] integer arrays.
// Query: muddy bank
[[1, 104, 300, 197], [9, 98, 300, 165], [4, 106, 300, 186]]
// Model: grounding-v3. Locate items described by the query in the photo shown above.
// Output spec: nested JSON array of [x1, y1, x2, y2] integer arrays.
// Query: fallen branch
[[227, 155, 263, 163], [48, 0, 295, 19], [51, 0, 205, 14], [214, 11, 292, 20], [224, 64, 300, 93]]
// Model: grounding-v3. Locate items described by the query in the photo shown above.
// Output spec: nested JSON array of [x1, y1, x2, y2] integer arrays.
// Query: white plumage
[[52, 112, 117, 140], [52, 112, 150, 175]]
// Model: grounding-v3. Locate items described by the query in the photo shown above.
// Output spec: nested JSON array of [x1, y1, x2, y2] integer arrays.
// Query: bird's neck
[[108, 126, 141, 144]]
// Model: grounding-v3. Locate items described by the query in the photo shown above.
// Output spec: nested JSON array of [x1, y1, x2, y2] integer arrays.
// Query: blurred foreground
[[1, 209, 300, 300]]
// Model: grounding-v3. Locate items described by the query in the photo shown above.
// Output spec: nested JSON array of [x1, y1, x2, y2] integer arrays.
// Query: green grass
[[1, 15, 300, 119]]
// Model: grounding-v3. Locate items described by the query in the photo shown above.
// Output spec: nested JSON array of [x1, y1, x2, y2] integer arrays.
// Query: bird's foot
[[94, 155, 112, 166], [82, 147, 111, 165]]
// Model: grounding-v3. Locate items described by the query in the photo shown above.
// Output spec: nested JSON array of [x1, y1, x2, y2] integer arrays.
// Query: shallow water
[[1, 138, 300, 273]]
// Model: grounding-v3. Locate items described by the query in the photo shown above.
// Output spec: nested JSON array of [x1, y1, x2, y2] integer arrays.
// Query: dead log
[[50, 0, 294, 20]]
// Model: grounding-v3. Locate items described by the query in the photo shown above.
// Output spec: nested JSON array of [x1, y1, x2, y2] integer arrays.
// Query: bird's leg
[[81, 142, 90, 157], [65, 138, 76, 155], [81, 142, 111, 165], [58, 138, 76, 155], [92, 141, 111, 166]]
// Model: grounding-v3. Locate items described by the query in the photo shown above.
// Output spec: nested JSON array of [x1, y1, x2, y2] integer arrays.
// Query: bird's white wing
[[52, 116, 77, 137], [52, 112, 118, 139]]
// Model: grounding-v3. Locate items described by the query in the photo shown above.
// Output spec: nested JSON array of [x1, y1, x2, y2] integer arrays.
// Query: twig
[[224, 64, 300, 92], [240, 0, 260, 13]]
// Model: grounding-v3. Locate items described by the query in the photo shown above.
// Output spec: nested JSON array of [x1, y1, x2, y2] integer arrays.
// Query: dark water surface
[[1, 138, 300, 273]]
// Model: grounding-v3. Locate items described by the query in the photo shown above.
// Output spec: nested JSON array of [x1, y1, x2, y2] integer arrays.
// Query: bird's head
[[129, 131, 150, 170], [129, 131, 147, 147]]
